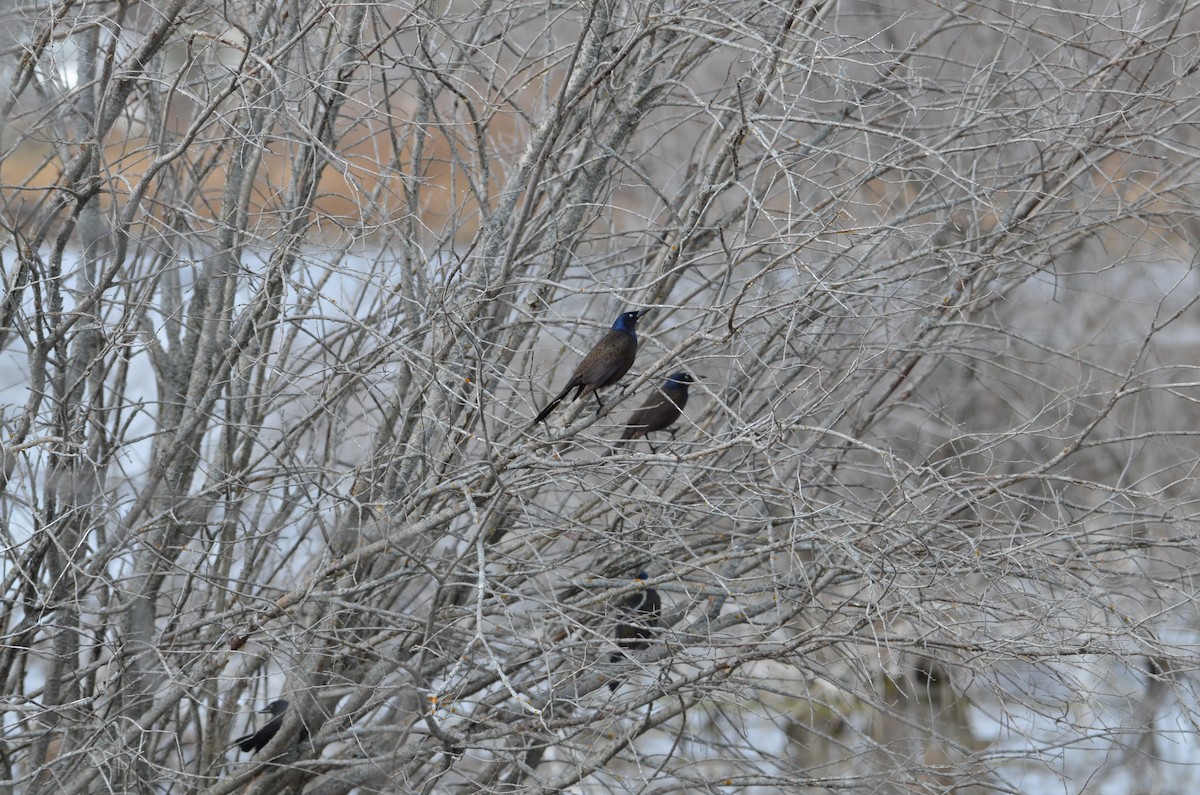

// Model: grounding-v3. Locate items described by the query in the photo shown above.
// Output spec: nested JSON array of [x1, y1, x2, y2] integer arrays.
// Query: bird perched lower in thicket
[[609, 572, 662, 690], [234, 700, 306, 753], [534, 310, 644, 423], [617, 372, 693, 448]]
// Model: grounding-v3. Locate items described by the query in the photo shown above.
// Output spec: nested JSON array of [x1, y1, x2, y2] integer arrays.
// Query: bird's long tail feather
[[534, 393, 565, 424], [534, 382, 579, 423]]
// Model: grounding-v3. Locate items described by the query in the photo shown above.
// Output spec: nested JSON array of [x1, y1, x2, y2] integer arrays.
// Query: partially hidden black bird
[[609, 572, 662, 690], [617, 371, 693, 447], [534, 310, 644, 424], [234, 699, 307, 753]]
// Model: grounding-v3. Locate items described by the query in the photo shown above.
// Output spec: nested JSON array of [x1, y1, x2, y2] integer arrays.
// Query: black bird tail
[[534, 382, 578, 423], [533, 394, 564, 424]]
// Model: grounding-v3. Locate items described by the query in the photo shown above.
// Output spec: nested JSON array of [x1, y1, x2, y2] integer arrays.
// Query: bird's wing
[[576, 358, 622, 393]]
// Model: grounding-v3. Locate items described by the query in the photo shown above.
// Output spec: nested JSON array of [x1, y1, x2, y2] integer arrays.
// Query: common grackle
[[609, 572, 662, 690], [534, 310, 644, 423], [617, 372, 693, 447], [234, 699, 307, 753]]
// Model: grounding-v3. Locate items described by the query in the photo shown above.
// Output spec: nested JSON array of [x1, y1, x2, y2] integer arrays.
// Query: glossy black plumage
[[534, 310, 643, 423], [235, 699, 306, 753], [618, 372, 693, 445], [609, 572, 662, 690]]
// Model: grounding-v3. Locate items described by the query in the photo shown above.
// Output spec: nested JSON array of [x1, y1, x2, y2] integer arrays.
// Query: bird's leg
[[593, 392, 605, 413], [647, 440, 659, 454]]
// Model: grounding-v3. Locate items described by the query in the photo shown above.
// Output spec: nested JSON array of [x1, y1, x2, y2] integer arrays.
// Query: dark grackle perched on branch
[[534, 310, 644, 423], [616, 372, 693, 449], [234, 700, 307, 753], [609, 572, 662, 690]]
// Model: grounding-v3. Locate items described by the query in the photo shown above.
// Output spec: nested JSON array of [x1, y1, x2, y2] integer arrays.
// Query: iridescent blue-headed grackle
[[234, 699, 307, 753], [617, 372, 693, 447], [609, 572, 662, 690], [534, 310, 644, 423]]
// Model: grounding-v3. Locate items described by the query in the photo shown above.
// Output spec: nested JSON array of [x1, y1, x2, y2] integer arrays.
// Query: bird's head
[[665, 372, 694, 388], [262, 700, 289, 716], [611, 310, 644, 333], [634, 571, 649, 581]]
